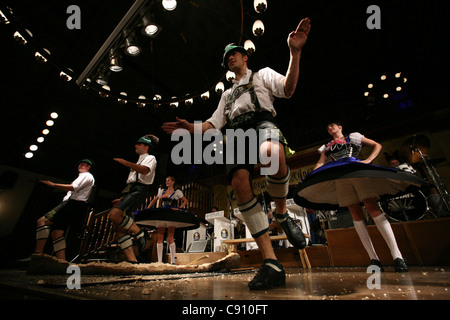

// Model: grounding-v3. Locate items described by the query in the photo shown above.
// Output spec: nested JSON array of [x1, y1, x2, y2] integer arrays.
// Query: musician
[[295, 122, 430, 272], [147, 176, 188, 264], [108, 135, 158, 263], [162, 18, 311, 289], [33, 159, 95, 261]]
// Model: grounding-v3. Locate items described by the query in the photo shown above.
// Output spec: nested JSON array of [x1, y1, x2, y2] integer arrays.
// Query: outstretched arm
[[161, 117, 214, 134], [284, 17, 311, 97]]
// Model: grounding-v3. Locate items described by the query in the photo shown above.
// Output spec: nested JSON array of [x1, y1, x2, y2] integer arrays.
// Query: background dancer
[[109, 135, 158, 263], [33, 159, 95, 261], [162, 17, 311, 290], [295, 122, 431, 272], [147, 176, 188, 264]]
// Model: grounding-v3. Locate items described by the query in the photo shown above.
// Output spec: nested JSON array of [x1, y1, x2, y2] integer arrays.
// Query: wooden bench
[[222, 234, 311, 269]]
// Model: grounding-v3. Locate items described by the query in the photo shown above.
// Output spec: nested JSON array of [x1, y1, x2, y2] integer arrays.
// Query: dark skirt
[[294, 157, 431, 210]]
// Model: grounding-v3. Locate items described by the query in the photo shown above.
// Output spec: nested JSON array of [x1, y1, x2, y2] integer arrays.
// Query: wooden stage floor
[[1, 265, 448, 301]]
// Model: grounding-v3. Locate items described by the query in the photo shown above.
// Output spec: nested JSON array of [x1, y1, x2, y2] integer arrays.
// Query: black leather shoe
[[369, 259, 384, 272], [248, 264, 286, 290], [277, 216, 306, 250], [394, 258, 408, 273]]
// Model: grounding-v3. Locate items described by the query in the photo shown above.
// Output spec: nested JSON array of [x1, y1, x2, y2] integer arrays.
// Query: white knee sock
[[373, 214, 403, 260], [157, 243, 163, 263], [169, 243, 176, 264], [353, 220, 379, 260]]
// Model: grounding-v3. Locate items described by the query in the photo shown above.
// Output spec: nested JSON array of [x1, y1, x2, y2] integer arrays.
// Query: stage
[[0, 218, 448, 301], [0, 266, 448, 301]]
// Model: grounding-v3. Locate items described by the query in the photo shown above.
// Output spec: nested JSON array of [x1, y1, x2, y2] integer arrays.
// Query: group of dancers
[[28, 16, 433, 290]]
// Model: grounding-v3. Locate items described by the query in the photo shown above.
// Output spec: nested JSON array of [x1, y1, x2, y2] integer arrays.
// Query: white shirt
[[206, 67, 288, 130], [63, 171, 95, 202], [126, 153, 157, 185]]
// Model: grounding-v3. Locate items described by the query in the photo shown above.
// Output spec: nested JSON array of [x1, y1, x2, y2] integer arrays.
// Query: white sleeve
[[206, 93, 228, 130], [349, 132, 364, 146], [174, 189, 184, 200], [258, 67, 287, 98], [72, 173, 94, 192], [141, 155, 157, 175], [318, 145, 326, 154]]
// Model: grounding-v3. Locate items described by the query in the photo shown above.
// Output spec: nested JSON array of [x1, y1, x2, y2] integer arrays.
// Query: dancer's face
[[327, 123, 342, 136]]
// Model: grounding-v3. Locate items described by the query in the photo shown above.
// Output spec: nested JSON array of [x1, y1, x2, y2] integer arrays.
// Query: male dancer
[[109, 135, 158, 263], [162, 18, 311, 289]]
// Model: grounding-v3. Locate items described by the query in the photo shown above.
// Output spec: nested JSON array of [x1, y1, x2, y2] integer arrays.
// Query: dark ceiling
[[1, 0, 449, 194]]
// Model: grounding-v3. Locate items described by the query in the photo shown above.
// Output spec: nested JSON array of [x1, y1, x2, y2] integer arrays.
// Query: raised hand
[[288, 17, 311, 53]]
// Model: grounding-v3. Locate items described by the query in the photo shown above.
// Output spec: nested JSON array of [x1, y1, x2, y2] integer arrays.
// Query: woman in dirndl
[[147, 176, 188, 264], [294, 122, 430, 272]]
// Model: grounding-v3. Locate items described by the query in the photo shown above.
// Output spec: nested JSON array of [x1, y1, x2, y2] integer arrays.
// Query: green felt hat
[[222, 43, 248, 68]]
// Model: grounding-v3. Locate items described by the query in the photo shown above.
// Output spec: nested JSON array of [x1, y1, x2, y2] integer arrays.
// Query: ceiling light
[[201, 91, 210, 100], [215, 82, 224, 94], [118, 92, 128, 104], [42, 129, 50, 135], [252, 20, 265, 37], [46, 120, 54, 126], [244, 40, 255, 55], [137, 95, 146, 107], [368, 83, 374, 89], [395, 72, 401, 78], [253, 0, 267, 13], [35, 49, 51, 63], [383, 93, 389, 98], [185, 98, 193, 106], [124, 37, 141, 56], [0, 10, 10, 24], [37, 137, 44, 143], [59, 71, 72, 81], [25, 152, 33, 159], [50, 112, 59, 119], [381, 75, 387, 80], [170, 97, 178, 108], [13, 29, 32, 44], [99, 85, 110, 98], [29, 145, 38, 151], [226, 71, 235, 82], [162, 0, 177, 11], [396, 86, 402, 91], [142, 16, 162, 38]]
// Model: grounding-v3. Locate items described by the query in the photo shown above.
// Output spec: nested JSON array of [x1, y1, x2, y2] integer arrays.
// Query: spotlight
[[124, 37, 141, 56], [59, 71, 72, 81], [0, 9, 10, 24], [162, 0, 177, 11], [109, 52, 123, 72], [96, 71, 109, 85], [13, 29, 32, 44], [142, 16, 161, 38]]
